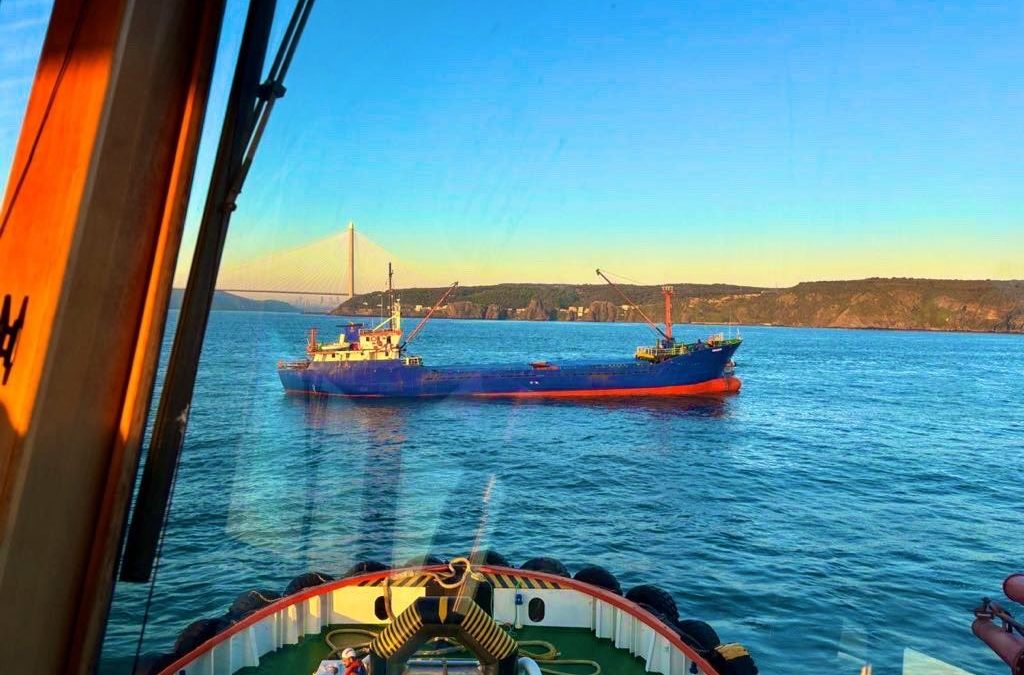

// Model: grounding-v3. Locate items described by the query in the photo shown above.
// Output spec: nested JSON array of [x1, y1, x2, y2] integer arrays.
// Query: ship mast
[[662, 285, 674, 341], [387, 261, 394, 325]]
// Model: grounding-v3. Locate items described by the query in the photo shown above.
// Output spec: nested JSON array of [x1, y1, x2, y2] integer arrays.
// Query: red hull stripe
[[285, 376, 741, 399], [471, 376, 741, 398]]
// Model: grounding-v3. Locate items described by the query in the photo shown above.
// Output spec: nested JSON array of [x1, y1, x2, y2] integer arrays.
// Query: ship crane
[[595, 269, 674, 345], [400, 281, 459, 351]]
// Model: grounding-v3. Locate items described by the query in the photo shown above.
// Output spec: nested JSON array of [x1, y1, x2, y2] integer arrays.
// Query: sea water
[[100, 311, 1024, 674]]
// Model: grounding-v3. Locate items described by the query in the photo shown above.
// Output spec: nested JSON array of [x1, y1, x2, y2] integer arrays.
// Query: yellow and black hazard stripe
[[482, 572, 562, 590], [456, 597, 517, 660], [389, 574, 437, 587], [370, 596, 516, 661], [356, 573, 435, 588], [357, 572, 562, 590], [370, 599, 425, 658]]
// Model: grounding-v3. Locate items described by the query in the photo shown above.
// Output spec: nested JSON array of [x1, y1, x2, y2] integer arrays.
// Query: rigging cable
[[129, 439, 185, 674], [126, 2, 319, 666], [595, 268, 668, 340], [225, 0, 315, 209]]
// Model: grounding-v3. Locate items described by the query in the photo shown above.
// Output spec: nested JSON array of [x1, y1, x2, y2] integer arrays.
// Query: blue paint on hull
[[278, 342, 740, 398]]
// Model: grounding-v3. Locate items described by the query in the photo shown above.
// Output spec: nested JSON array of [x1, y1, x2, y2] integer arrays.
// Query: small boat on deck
[[278, 271, 742, 399]]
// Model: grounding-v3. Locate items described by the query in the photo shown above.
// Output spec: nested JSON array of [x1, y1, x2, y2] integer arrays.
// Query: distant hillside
[[333, 278, 1024, 333], [170, 289, 299, 313]]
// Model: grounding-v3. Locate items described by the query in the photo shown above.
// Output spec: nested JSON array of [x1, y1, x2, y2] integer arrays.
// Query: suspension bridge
[[210, 223, 441, 311]]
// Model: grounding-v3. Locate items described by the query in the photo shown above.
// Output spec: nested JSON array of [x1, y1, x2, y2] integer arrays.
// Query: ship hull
[[278, 342, 740, 399]]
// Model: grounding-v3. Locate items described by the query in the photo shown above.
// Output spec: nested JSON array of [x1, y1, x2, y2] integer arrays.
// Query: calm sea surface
[[101, 311, 1023, 674]]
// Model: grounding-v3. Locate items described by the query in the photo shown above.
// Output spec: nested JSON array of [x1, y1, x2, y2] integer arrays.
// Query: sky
[[2, 0, 1022, 288]]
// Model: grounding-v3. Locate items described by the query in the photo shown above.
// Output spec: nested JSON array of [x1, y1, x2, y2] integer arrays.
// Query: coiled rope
[[324, 630, 600, 675], [517, 641, 601, 675], [382, 556, 486, 621]]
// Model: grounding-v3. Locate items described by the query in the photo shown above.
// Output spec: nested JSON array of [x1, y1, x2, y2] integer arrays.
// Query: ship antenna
[[596, 269, 669, 340]]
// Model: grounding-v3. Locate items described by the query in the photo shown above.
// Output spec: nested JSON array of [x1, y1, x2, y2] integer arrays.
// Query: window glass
[[4, 3, 1018, 675]]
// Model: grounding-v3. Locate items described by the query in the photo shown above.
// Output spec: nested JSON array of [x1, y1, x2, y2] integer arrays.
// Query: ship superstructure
[[305, 300, 412, 365]]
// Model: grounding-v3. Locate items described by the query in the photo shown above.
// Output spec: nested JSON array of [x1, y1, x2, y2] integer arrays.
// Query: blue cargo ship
[[278, 276, 741, 399]]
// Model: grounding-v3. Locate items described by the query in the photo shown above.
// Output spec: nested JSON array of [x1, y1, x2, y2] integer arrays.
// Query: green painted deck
[[237, 624, 652, 675]]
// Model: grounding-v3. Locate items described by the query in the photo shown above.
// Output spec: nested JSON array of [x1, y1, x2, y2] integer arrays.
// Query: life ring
[[367, 596, 517, 675]]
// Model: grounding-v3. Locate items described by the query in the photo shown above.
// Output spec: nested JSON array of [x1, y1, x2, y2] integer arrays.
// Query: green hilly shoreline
[[170, 289, 300, 313], [333, 278, 1024, 334]]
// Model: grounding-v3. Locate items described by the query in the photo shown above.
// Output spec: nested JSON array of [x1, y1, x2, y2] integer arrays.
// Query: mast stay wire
[[595, 268, 646, 286], [595, 268, 668, 340]]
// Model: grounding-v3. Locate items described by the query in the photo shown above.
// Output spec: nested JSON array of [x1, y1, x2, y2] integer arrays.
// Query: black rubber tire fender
[[133, 652, 176, 675], [519, 556, 570, 577], [227, 588, 282, 620], [625, 584, 679, 622], [343, 560, 390, 577], [573, 564, 623, 595], [709, 645, 759, 675], [635, 602, 669, 622], [673, 618, 721, 652], [402, 553, 447, 568], [470, 549, 514, 568], [284, 571, 334, 596], [173, 616, 231, 656]]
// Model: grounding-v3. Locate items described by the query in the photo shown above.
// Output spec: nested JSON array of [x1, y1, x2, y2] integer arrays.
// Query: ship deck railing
[[277, 359, 310, 370], [635, 344, 689, 362]]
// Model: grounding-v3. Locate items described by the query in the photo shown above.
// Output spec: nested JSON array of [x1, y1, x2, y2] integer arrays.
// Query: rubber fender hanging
[[173, 616, 232, 656], [471, 549, 513, 568], [227, 588, 282, 620], [625, 584, 679, 622], [344, 560, 390, 577], [402, 553, 446, 568], [146, 653, 178, 675], [708, 643, 758, 675], [284, 571, 334, 595], [673, 619, 721, 652], [573, 564, 622, 594], [519, 556, 569, 577], [368, 596, 518, 675], [132, 651, 176, 675], [636, 602, 668, 621]]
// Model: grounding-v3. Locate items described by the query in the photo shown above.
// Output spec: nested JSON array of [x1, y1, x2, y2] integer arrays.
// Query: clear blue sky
[[2, 1, 1022, 286]]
